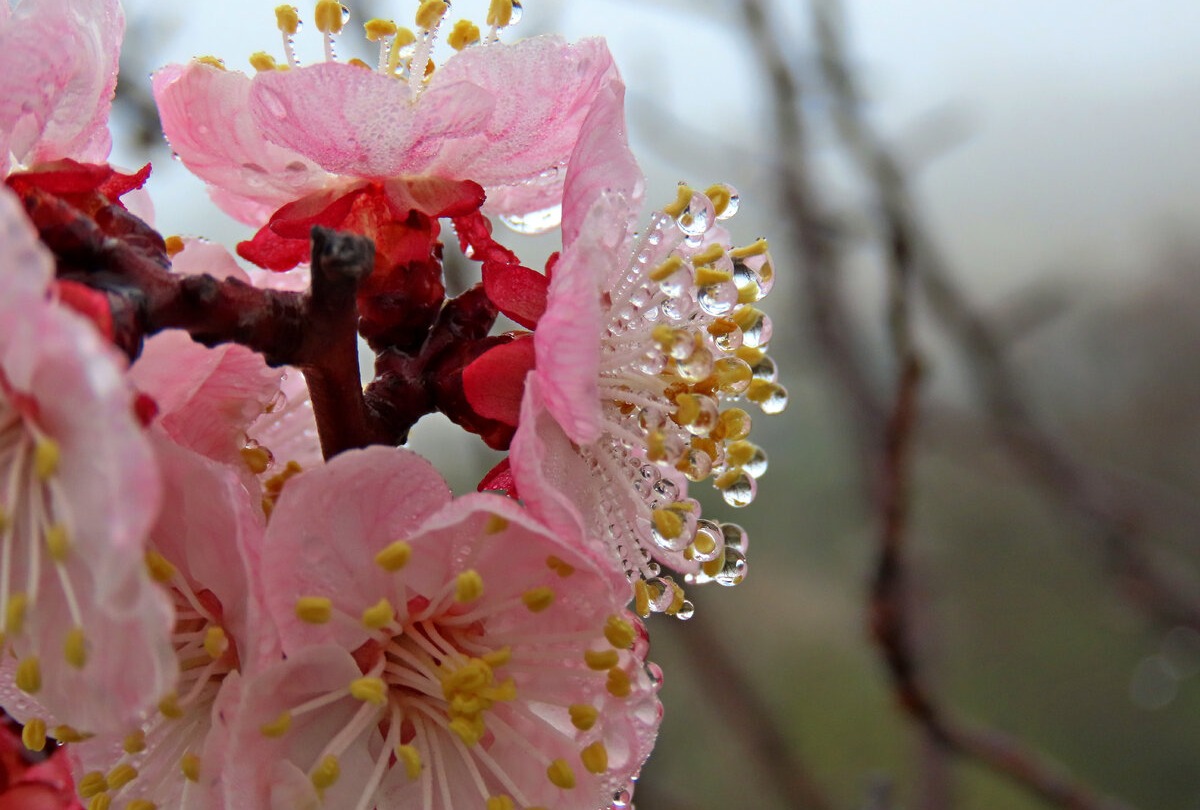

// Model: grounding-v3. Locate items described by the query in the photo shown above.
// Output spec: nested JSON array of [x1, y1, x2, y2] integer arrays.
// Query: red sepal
[[462, 334, 536, 427], [52, 280, 114, 340], [481, 261, 548, 329], [478, 457, 519, 498]]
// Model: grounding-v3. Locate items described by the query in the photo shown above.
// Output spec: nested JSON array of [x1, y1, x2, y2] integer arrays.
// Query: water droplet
[[612, 788, 633, 808], [757, 382, 789, 415], [642, 577, 676, 612], [715, 184, 740, 219], [690, 520, 725, 562], [714, 546, 748, 586], [636, 351, 666, 375], [719, 470, 756, 507], [721, 522, 749, 553], [677, 346, 714, 383], [675, 192, 714, 237], [675, 600, 695, 620], [678, 448, 713, 481], [740, 446, 769, 478], [739, 309, 773, 348], [651, 478, 679, 503], [697, 281, 738, 316], [750, 354, 778, 383], [499, 203, 562, 235], [509, 0, 524, 24]]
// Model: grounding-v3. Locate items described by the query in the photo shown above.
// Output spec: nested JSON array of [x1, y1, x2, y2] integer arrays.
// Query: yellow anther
[[447, 19, 481, 50], [21, 717, 46, 752], [123, 729, 146, 754], [705, 184, 732, 217], [240, 445, 272, 474], [361, 597, 394, 629], [275, 4, 300, 34], [454, 569, 484, 603], [158, 693, 184, 719], [314, 0, 345, 34], [163, 235, 185, 257], [180, 752, 201, 782], [482, 647, 512, 668], [733, 305, 765, 332], [672, 393, 702, 427], [580, 740, 609, 774], [736, 345, 766, 366], [484, 514, 509, 534], [712, 357, 753, 395], [545, 554, 575, 578], [195, 55, 227, 70], [693, 243, 726, 267], [347, 56, 371, 69], [746, 378, 778, 405], [87, 794, 112, 810], [78, 771, 108, 798], [726, 440, 758, 469], [606, 667, 632, 698], [486, 0, 514, 27], [546, 758, 576, 790], [34, 437, 60, 480], [448, 715, 485, 746], [521, 586, 554, 612], [53, 725, 88, 743], [311, 754, 340, 791], [5, 592, 28, 635], [730, 237, 770, 259], [584, 649, 619, 671], [45, 522, 70, 562], [126, 800, 156, 810], [649, 255, 683, 283], [295, 596, 333, 624], [396, 744, 422, 779], [349, 676, 388, 705], [64, 625, 87, 668], [708, 316, 740, 342], [568, 703, 598, 731], [415, 0, 448, 30], [604, 615, 635, 649], [394, 26, 416, 47], [693, 529, 717, 557], [652, 508, 685, 541], [662, 184, 695, 218], [199, 625, 227, 659], [646, 430, 668, 463], [375, 539, 412, 571], [720, 408, 752, 441], [633, 580, 651, 618], [263, 460, 303, 517], [666, 580, 687, 615], [424, 57, 436, 77], [16, 656, 40, 694], [364, 18, 398, 40], [106, 763, 138, 790], [487, 796, 515, 810], [144, 550, 176, 583], [485, 677, 517, 702], [260, 710, 292, 737], [695, 264, 733, 287], [248, 51, 279, 72]]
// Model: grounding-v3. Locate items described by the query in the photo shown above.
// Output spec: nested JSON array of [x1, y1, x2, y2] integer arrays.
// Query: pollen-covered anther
[[158, 693, 184, 719], [195, 56, 226, 70], [604, 615, 635, 649], [106, 763, 138, 791], [606, 667, 632, 698], [361, 597, 394, 629], [5, 592, 28, 635], [583, 649, 619, 671], [415, 0, 448, 30], [248, 51, 279, 72], [260, 710, 292, 737], [568, 703, 598, 731], [706, 183, 734, 217], [487, 796, 515, 810], [310, 754, 340, 792], [349, 676, 388, 705], [21, 717, 46, 752], [547, 758, 576, 790], [126, 801, 155, 810], [546, 555, 575, 577], [123, 729, 146, 754], [447, 19, 481, 50], [15, 656, 41, 694], [180, 752, 202, 782], [486, 0, 515, 28], [163, 235, 185, 256], [275, 4, 300, 35], [295, 596, 333, 624], [662, 184, 695, 218], [521, 586, 554, 612], [580, 741, 609, 774], [53, 725, 89, 743], [64, 625, 87, 668], [651, 507, 685, 542], [45, 523, 70, 562], [77, 771, 107, 798], [34, 437, 60, 480], [364, 18, 397, 40], [314, 0, 346, 34], [88, 793, 112, 810], [731, 237, 770, 258], [375, 539, 412, 571], [633, 580, 651, 618], [144, 550, 177, 583], [240, 444, 273, 474], [485, 514, 509, 534], [455, 569, 484, 603], [396, 744, 422, 779]]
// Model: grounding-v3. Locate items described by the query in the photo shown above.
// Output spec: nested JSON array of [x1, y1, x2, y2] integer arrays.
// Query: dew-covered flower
[[0, 259, 176, 735], [468, 82, 785, 617], [0, 0, 123, 175], [64, 436, 275, 810], [212, 446, 659, 809], [152, 0, 619, 266]]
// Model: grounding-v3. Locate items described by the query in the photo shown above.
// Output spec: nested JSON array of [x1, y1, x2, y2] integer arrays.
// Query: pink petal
[[0, 0, 122, 167], [427, 36, 620, 217], [249, 61, 493, 178], [262, 447, 452, 653], [0, 185, 53, 303], [152, 62, 334, 225], [561, 79, 644, 248]]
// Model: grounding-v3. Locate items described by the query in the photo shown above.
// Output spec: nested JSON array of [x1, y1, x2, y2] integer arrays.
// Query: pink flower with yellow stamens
[[0, 0, 123, 175], [213, 445, 659, 810]]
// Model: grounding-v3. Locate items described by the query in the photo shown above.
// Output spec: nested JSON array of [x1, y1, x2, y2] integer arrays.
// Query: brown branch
[[677, 604, 832, 810]]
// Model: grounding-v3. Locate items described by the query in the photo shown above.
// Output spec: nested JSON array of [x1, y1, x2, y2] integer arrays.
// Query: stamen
[[375, 539, 412, 571], [546, 758, 576, 790], [415, 0, 448, 30], [295, 596, 333, 623], [396, 743, 422, 780], [180, 752, 201, 782], [606, 667, 632, 698], [310, 754, 340, 792], [349, 676, 388, 705], [144, 550, 177, 583], [314, 0, 346, 61], [259, 711, 292, 737], [123, 729, 146, 754], [45, 522, 69, 562], [487, 796, 515, 810], [15, 656, 40, 693], [21, 717, 46, 752], [77, 771, 107, 798], [604, 615, 635, 649], [521, 586, 554, 612], [580, 741, 609, 774], [568, 704, 597, 731], [447, 19, 480, 51], [545, 555, 574, 578], [64, 625, 86, 668], [583, 649, 619, 671], [361, 597, 395, 629], [454, 570, 484, 603], [203, 626, 228, 659], [33, 438, 59, 480], [275, 5, 301, 67], [486, 0, 514, 28], [106, 763, 138, 791]]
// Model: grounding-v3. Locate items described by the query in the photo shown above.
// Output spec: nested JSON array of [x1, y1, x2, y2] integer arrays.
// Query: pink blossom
[[470, 82, 780, 615], [65, 435, 275, 810], [211, 445, 658, 809], [0, 295, 176, 734], [152, 5, 618, 229], [0, 185, 53, 304], [0, 0, 123, 174]]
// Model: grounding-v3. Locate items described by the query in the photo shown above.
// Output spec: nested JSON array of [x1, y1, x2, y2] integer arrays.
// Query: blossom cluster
[[0, 0, 784, 808]]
